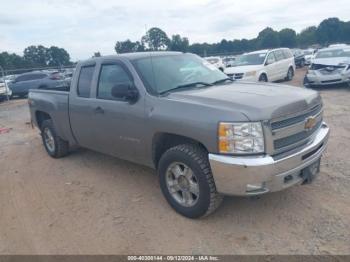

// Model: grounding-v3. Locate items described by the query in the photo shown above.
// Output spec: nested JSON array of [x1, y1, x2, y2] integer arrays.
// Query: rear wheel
[[285, 67, 294, 81], [158, 144, 223, 218], [41, 119, 69, 158], [258, 74, 268, 82]]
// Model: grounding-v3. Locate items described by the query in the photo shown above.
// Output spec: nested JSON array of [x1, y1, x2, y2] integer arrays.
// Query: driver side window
[[97, 64, 132, 100], [266, 53, 276, 65]]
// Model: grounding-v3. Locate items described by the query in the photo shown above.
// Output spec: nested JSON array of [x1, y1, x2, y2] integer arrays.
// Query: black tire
[[258, 74, 268, 82], [303, 75, 311, 88], [300, 59, 305, 68], [158, 144, 223, 218], [41, 119, 69, 158], [285, 67, 294, 81]]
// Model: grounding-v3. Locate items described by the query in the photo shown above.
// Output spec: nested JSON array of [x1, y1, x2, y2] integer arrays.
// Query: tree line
[[1, 17, 349, 71], [0, 45, 71, 71], [115, 17, 350, 56]]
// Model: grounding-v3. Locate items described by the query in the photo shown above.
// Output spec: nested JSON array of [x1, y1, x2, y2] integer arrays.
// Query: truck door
[[70, 61, 146, 164]]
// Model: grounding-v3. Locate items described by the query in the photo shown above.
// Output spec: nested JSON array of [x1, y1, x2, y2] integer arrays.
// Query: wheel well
[[35, 111, 51, 128], [152, 133, 208, 168], [259, 73, 267, 80]]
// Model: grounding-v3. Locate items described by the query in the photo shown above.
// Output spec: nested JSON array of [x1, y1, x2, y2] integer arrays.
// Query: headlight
[[245, 71, 256, 77], [218, 122, 264, 154]]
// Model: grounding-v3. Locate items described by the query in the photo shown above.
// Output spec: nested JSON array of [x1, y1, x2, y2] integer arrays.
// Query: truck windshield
[[132, 53, 228, 95], [234, 53, 267, 66]]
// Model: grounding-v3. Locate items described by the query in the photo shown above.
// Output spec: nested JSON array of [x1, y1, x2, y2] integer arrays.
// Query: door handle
[[94, 106, 104, 114]]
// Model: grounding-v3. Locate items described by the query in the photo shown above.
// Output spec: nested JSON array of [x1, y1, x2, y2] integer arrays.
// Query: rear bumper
[[209, 122, 330, 196]]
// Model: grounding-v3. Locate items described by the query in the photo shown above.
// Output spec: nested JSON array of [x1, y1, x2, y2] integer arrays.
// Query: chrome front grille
[[274, 120, 322, 149], [227, 73, 244, 80], [271, 104, 322, 130], [269, 104, 323, 155]]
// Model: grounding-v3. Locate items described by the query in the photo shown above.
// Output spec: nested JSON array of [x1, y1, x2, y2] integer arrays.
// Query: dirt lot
[[0, 68, 349, 255]]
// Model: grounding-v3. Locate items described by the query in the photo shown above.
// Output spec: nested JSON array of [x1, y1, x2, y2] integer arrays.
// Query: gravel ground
[[0, 68, 349, 255]]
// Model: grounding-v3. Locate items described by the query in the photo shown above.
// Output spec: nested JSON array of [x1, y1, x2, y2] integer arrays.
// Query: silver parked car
[[304, 46, 350, 87]]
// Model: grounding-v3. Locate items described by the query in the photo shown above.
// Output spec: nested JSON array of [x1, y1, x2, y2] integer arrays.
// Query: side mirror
[[111, 83, 139, 103]]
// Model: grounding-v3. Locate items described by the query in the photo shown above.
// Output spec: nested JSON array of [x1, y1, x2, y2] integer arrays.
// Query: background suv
[[8, 71, 67, 98], [224, 48, 295, 82]]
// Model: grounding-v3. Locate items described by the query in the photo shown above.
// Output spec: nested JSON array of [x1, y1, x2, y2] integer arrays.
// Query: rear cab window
[[77, 66, 95, 98]]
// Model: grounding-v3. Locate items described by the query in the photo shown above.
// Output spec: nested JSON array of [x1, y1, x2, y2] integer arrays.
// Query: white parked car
[[224, 48, 295, 82], [0, 77, 13, 101], [303, 49, 316, 65], [304, 46, 350, 87], [222, 56, 236, 67], [204, 56, 225, 71]]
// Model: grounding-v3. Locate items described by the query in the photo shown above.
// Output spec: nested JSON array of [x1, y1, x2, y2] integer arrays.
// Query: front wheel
[[158, 144, 223, 218], [303, 75, 311, 88], [258, 74, 268, 82]]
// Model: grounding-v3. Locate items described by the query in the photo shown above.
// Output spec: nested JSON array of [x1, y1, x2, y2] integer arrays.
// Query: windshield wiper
[[159, 82, 213, 95], [211, 77, 234, 85]]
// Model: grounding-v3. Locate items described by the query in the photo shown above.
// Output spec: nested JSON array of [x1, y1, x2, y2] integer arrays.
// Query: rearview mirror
[[111, 83, 139, 103]]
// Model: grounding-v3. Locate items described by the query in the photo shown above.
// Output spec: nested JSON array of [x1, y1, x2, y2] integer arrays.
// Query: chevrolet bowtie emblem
[[305, 117, 317, 130]]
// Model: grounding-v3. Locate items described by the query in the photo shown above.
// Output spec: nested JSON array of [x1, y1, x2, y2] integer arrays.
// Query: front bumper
[[306, 71, 350, 85], [209, 122, 330, 196]]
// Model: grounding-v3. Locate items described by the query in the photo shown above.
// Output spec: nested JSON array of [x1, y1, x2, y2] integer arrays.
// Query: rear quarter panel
[[29, 90, 76, 145]]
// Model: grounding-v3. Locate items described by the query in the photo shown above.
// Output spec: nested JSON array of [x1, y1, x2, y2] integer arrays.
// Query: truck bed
[[28, 89, 76, 145]]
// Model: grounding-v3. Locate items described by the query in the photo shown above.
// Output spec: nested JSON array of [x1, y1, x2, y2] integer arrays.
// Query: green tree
[[257, 27, 280, 49], [47, 46, 71, 66], [141, 27, 170, 51], [297, 26, 317, 48], [0, 52, 27, 70], [169, 34, 189, 52], [23, 45, 49, 67], [341, 21, 350, 42], [278, 28, 297, 47], [316, 17, 344, 45], [115, 40, 144, 53]]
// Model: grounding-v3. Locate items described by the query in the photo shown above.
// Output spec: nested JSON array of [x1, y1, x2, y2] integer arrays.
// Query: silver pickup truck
[[28, 52, 330, 218]]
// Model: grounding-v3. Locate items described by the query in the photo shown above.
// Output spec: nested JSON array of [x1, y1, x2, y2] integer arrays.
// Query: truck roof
[[81, 51, 183, 64]]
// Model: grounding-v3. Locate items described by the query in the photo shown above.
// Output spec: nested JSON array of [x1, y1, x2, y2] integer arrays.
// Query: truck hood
[[167, 82, 321, 121], [312, 57, 350, 66], [224, 65, 262, 74]]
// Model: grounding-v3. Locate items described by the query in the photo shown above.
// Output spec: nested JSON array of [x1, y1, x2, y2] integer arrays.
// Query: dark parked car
[[8, 71, 67, 98], [292, 49, 306, 68]]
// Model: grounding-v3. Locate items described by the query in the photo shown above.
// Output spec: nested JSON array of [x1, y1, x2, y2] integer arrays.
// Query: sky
[[0, 0, 349, 61]]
